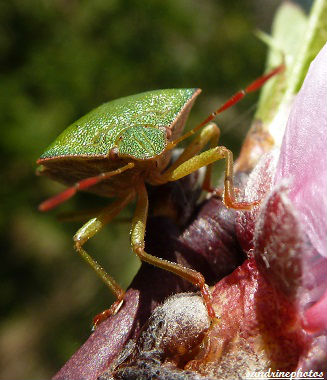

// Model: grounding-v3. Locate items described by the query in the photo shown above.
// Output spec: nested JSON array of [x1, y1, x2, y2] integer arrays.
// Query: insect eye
[[109, 147, 119, 159]]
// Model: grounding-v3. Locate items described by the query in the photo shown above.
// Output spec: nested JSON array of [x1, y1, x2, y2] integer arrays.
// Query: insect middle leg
[[73, 193, 134, 328], [131, 181, 216, 318]]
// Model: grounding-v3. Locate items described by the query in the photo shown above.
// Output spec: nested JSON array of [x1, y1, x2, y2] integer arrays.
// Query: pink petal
[[303, 289, 327, 333], [274, 44, 327, 332], [274, 43, 327, 258]]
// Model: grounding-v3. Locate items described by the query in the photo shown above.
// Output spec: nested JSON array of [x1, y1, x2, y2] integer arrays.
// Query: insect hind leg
[[73, 194, 133, 329]]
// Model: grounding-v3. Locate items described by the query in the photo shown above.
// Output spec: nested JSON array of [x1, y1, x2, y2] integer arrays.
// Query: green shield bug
[[37, 65, 284, 328]]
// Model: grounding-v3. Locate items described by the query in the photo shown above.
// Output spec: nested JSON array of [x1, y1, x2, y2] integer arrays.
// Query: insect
[[37, 65, 283, 327]]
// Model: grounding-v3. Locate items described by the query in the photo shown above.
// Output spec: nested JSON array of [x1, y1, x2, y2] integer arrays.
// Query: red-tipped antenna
[[171, 64, 285, 146], [39, 162, 134, 212]]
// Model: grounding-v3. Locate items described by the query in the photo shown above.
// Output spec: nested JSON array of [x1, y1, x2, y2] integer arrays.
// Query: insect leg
[[131, 181, 215, 319], [73, 193, 134, 328], [158, 146, 259, 210], [154, 122, 220, 192]]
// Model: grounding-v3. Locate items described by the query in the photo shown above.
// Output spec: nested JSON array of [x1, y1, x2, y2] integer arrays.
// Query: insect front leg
[[131, 181, 216, 319], [158, 146, 259, 210], [156, 122, 220, 192], [73, 194, 133, 329]]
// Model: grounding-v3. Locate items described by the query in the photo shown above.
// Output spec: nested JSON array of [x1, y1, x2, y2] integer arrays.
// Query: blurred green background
[[0, 1, 311, 378]]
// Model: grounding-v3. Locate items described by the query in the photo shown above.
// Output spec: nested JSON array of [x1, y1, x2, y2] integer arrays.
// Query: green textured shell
[[39, 88, 199, 161]]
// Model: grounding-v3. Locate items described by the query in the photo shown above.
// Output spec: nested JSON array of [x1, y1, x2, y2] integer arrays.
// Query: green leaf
[[255, 0, 327, 146]]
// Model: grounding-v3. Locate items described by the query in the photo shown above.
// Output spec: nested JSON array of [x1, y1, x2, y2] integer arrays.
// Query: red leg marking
[[224, 195, 260, 210], [92, 298, 124, 331], [199, 283, 216, 319]]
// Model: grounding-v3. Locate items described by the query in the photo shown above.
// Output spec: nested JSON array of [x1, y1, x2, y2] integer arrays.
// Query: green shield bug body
[[37, 66, 283, 327]]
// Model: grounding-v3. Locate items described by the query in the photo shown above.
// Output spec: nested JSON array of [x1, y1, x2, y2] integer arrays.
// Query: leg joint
[[193, 272, 205, 288], [132, 244, 145, 258], [201, 121, 220, 134], [215, 145, 231, 156], [73, 239, 81, 252]]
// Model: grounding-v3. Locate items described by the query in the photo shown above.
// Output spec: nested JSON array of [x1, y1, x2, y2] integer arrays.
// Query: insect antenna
[[39, 162, 134, 212], [169, 64, 285, 148]]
